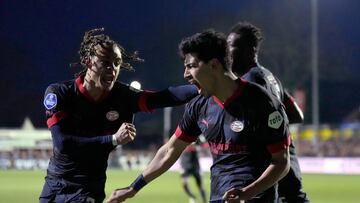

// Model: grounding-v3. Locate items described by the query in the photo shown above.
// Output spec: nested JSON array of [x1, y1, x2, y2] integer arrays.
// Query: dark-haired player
[[107, 30, 290, 203], [39, 28, 198, 203], [227, 21, 309, 203]]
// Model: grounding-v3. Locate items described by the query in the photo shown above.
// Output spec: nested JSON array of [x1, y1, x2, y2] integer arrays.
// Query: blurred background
[[0, 0, 359, 202]]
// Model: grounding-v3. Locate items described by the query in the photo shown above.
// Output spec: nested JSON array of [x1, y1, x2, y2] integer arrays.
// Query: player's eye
[[113, 58, 122, 68], [185, 63, 197, 69], [190, 63, 198, 68]]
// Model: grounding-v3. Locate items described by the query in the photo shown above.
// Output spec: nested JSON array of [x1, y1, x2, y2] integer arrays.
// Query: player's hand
[[222, 188, 246, 203], [113, 122, 136, 145], [106, 187, 136, 203]]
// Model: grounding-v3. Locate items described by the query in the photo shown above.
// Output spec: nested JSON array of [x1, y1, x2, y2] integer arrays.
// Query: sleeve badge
[[44, 93, 57, 110], [268, 111, 283, 129]]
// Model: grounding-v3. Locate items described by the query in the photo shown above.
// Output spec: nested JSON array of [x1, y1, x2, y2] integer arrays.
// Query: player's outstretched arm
[[106, 135, 189, 203], [51, 122, 136, 150], [223, 148, 290, 202], [142, 85, 198, 111]]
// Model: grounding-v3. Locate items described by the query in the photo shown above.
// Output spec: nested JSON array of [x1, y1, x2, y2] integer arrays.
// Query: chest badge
[[230, 120, 244, 132], [106, 110, 119, 121]]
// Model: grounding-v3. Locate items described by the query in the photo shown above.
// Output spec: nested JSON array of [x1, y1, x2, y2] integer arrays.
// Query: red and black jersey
[[43, 75, 197, 182], [175, 79, 290, 202]]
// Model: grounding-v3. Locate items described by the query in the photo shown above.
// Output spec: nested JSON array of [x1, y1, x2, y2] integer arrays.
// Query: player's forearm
[[105, 144, 182, 203], [242, 151, 290, 199], [126, 136, 187, 196], [50, 125, 113, 151], [145, 85, 198, 109], [142, 142, 182, 183]]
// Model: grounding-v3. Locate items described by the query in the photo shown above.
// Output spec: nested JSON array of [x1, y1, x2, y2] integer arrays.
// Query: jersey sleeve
[[136, 85, 198, 113], [44, 85, 68, 128], [244, 68, 283, 101], [283, 90, 304, 124], [244, 68, 267, 87], [254, 91, 291, 154], [175, 101, 202, 143]]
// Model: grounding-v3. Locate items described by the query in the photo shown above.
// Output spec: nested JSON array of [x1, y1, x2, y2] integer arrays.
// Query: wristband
[[112, 135, 118, 146], [130, 174, 147, 192]]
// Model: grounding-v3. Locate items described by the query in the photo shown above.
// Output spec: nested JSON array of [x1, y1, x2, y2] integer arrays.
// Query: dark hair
[[179, 29, 228, 69], [230, 22, 263, 52], [74, 28, 143, 77]]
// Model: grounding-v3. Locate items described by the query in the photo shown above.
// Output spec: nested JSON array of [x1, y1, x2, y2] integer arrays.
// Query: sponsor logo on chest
[[106, 110, 119, 121]]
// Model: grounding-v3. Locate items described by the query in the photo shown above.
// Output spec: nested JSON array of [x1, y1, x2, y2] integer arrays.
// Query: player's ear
[[210, 58, 221, 70]]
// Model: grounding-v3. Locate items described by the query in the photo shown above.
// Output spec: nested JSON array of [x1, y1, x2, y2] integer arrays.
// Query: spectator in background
[[179, 141, 207, 203]]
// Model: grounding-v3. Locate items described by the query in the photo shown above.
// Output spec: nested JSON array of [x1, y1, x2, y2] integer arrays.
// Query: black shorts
[[39, 176, 106, 203]]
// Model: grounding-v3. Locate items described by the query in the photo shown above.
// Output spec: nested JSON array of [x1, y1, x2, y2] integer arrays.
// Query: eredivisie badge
[[230, 120, 244, 132], [44, 93, 57, 110], [106, 110, 119, 121], [268, 111, 283, 129]]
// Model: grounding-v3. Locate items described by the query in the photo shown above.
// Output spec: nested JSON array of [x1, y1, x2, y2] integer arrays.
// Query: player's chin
[[100, 80, 115, 91], [198, 88, 210, 98]]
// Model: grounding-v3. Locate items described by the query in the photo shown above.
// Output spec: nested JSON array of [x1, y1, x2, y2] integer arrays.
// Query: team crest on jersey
[[268, 111, 283, 129], [230, 120, 244, 132], [44, 93, 57, 110], [106, 110, 119, 121]]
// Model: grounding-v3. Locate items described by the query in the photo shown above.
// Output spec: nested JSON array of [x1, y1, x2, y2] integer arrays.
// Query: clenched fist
[[113, 122, 136, 145]]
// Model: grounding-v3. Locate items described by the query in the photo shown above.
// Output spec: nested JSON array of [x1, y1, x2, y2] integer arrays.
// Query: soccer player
[[227, 21, 310, 203], [106, 30, 290, 203], [39, 28, 198, 203], [179, 142, 207, 203]]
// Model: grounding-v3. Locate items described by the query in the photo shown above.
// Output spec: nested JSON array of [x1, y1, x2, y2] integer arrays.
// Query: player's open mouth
[[102, 74, 115, 85], [190, 80, 202, 94]]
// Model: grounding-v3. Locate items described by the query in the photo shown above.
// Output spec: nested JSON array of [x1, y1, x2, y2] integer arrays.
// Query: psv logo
[[106, 110, 119, 121], [230, 120, 244, 132]]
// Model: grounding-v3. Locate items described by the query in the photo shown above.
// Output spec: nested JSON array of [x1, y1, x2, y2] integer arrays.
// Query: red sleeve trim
[[175, 126, 197, 143], [266, 136, 291, 153], [138, 91, 155, 113], [284, 94, 295, 109], [47, 111, 68, 128]]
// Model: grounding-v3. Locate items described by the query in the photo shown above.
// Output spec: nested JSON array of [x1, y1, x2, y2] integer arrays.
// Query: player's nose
[[183, 68, 191, 79]]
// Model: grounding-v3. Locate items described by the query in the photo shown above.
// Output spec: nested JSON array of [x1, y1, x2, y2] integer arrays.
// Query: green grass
[[0, 170, 359, 203]]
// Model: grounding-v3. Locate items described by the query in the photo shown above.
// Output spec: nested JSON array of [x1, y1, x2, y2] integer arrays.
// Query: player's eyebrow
[[184, 62, 198, 67]]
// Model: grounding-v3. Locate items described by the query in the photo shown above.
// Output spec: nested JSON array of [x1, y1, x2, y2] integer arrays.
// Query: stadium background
[[1, 0, 359, 202]]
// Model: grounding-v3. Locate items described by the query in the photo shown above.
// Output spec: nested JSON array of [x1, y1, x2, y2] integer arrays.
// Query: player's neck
[[83, 73, 106, 101], [213, 72, 238, 103]]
